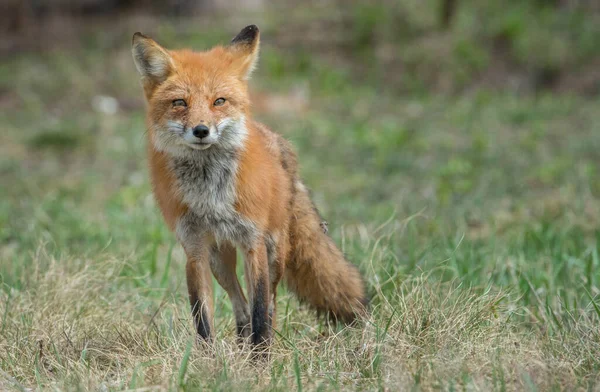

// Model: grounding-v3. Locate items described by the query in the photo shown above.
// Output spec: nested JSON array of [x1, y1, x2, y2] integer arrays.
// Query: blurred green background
[[1, 0, 600, 390]]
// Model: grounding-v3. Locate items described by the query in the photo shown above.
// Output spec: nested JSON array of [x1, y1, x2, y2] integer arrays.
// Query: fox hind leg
[[209, 243, 251, 340], [266, 232, 287, 331], [243, 241, 271, 349]]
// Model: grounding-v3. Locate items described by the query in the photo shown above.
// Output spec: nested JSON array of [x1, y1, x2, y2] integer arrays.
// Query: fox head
[[132, 25, 260, 155]]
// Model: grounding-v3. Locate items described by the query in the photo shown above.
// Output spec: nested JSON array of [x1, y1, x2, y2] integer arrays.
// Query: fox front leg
[[185, 246, 214, 342]]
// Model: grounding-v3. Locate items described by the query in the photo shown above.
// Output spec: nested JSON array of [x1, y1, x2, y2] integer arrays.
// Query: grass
[[1, 4, 600, 390]]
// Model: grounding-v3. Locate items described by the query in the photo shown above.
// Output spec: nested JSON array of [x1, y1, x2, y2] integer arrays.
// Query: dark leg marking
[[190, 297, 211, 341], [251, 278, 270, 346]]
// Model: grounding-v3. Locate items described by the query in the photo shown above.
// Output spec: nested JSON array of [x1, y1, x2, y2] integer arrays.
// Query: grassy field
[[1, 4, 600, 391]]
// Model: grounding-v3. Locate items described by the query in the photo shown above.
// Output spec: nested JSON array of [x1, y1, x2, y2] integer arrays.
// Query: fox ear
[[131, 33, 174, 83], [229, 25, 260, 80]]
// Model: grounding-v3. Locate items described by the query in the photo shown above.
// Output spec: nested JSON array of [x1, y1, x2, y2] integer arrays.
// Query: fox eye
[[172, 99, 187, 107], [213, 98, 226, 106]]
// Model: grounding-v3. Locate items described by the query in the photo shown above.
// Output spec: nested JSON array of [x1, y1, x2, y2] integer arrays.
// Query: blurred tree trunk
[[2, 0, 209, 23], [440, 0, 458, 30]]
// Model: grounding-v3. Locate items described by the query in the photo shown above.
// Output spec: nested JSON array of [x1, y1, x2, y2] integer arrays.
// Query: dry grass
[[1, 242, 598, 390]]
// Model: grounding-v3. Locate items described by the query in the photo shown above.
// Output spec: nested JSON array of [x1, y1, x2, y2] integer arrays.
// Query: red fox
[[131, 25, 367, 348]]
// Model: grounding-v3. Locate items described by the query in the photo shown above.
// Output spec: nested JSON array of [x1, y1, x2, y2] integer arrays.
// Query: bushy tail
[[285, 182, 368, 323]]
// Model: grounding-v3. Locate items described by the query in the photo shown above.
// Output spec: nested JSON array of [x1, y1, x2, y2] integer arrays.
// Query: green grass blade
[[178, 338, 193, 387]]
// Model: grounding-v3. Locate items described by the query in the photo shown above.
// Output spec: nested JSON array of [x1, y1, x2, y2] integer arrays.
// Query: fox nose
[[192, 124, 210, 138]]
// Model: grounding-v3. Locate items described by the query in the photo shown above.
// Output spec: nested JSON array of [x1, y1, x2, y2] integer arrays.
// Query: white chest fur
[[171, 149, 258, 249]]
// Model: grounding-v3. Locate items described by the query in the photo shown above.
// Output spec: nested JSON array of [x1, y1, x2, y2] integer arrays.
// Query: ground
[[1, 3, 600, 391]]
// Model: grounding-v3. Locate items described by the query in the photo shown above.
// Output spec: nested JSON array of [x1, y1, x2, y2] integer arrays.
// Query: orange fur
[[132, 25, 367, 348], [147, 146, 187, 231]]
